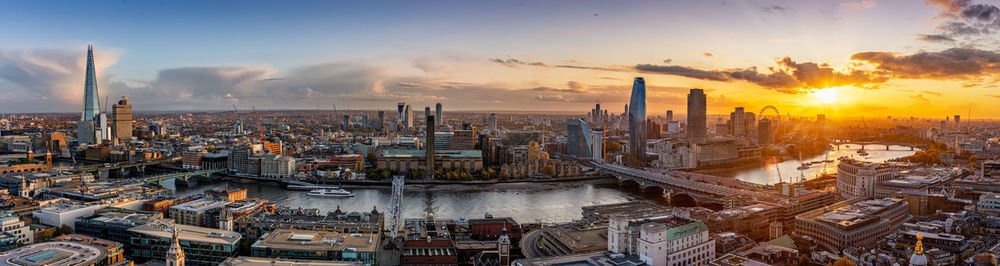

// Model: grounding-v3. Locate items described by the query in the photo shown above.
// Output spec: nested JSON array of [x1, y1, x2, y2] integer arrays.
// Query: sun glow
[[810, 87, 841, 104]]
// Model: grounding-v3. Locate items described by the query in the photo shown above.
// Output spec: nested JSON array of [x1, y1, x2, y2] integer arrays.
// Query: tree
[[605, 141, 622, 154], [959, 149, 972, 159], [57, 225, 73, 236], [828, 257, 853, 266], [366, 152, 378, 165]]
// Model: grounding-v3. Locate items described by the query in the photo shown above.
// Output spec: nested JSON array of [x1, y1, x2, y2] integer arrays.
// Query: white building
[[261, 154, 296, 178], [836, 158, 899, 199], [590, 130, 604, 162], [607, 213, 715, 266], [0, 211, 32, 244], [650, 139, 696, 170], [32, 200, 107, 229]]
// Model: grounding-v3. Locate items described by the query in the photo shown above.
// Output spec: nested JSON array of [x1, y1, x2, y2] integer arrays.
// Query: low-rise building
[[794, 198, 909, 252], [234, 206, 383, 244], [0, 239, 108, 266], [128, 222, 242, 265], [169, 198, 228, 227], [75, 208, 164, 245], [403, 216, 458, 265], [54, 234, 126, 265], [0, 211, 31, 245], [378, 150, 483, 173], [32, 199, 107, 229], [608, 214, 715, 266], [250, 229, 378, 265]]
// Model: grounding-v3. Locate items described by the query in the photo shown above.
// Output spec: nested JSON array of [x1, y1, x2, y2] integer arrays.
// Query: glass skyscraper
[[628, 77, 646, 164], [566, 118, 592, 158], [687, 88, 707, 144]]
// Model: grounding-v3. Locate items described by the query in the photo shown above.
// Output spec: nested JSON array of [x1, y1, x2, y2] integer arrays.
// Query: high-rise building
[[591, 129, 604, 162], [954, 115, 961, 125], [666, 110, 673, 122], [489, 113, 497, 133], [435, 103, 442, 127], [730, 107, 745, 136], [687, 89, 707, 143], [566, 119, 592, 158], [426, 115, 435, 178], [424, 107, 431, 119], [404, 105, 413, 128], [397, 102, 406, 128], [78, 46, 103, 145], [628, 77, 646, 164], [758, 118, 773, 145], [377, 110, 385, 131], [836, 158, 898, 199], [111, 96, 132, 140]]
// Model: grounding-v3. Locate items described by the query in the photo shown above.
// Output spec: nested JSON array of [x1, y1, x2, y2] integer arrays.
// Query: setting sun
[[810, 87, 841, 104]]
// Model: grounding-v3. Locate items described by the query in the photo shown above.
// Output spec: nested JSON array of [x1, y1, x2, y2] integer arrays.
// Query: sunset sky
[[1, 0, 998, 118]]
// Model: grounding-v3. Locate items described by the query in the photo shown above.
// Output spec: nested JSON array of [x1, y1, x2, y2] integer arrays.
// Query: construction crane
[[253, 106, 265, 143]]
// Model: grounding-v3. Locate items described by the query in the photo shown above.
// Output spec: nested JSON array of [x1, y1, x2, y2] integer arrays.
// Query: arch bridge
[[597, 164, 780, 209], [829, 140, 925, 151], [141, 168, 228, 185]]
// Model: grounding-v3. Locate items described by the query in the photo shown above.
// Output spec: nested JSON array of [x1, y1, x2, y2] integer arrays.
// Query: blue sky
[[1, 0, 998, 117]]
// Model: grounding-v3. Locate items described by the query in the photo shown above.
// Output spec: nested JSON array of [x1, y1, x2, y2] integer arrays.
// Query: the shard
[[82, 45, 100, 121], [78, 45, 102, 145], [628, 77, 646, 164]]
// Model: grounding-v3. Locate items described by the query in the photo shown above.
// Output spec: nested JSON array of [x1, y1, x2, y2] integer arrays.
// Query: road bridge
[[140, 168, 229, 185], [597, 164, 781, 209], [829, 140, 925, 151]]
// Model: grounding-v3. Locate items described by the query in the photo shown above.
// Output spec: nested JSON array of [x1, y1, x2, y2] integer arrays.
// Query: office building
[[489, 113, 497, 133], [609, 214, 715, 266], [0, 239, 110, 266], [250, 229, 378, 265], [566, 119, 592, 158], [32, 200, 106, 229], [233, 206, 383, 244], [0, 211, 31, 245], [76, 208, 164, 245], [666, 110, 673, 122], [628, 77, 646, 164], [111, 96, 132, 140], [758, 118, 773, 145], [404, 105, 413, 128], [687, 88, 707, 143], [402, 217, 458, 265], [169, 198, 228, 227], [129, 222, 241, 265], [794, 198, 909, 252], [836, 158, 899, 199], [378, 150, 483, 173], [591, 129, 604, 162], [261, 154, 296, 178], [377, 110, 384, 131], [435, 102, 443, 127]]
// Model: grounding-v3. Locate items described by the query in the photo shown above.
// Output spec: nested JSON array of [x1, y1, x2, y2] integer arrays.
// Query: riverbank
[[221, 174, 614, 189]]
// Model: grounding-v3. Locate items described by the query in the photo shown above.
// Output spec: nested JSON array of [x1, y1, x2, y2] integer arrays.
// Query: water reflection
[[712, 144, 917, 185]]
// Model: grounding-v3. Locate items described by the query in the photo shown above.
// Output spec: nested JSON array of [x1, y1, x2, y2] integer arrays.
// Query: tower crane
[[253, 106, 265, 143]]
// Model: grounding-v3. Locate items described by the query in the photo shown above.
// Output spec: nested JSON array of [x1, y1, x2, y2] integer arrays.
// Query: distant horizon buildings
[[628, 77, 646, 165], [435, 103, 442, 128], [111, 96, 132, 141]]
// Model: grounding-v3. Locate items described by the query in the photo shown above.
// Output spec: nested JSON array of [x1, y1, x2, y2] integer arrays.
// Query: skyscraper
[[566, 118, 592, 158], [112, 96, 132, 140], [404, 105, 412, 128], [591, 129, 604, 162], [666, 110, 673, 121], [424, 106, 431, 118], [377, 110, 385, 131], [435, 103, 442, 127], [758, 118, 773, 145], [78, 46, 103, 145], [628, 77, 646, 164], [687, 88, 707, 144], [397, 102, 405, 128], [489, 113, 496, 133]]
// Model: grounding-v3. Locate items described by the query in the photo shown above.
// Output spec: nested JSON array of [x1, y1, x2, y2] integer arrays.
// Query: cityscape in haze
[[2, 1, 1000, 266]]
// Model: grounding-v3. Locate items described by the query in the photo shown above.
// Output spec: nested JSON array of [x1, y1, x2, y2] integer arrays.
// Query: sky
[[0, 0, 999, 118]]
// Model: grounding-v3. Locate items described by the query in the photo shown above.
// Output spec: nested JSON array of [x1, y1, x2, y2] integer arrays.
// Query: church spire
[[166, 225, 185, 266]]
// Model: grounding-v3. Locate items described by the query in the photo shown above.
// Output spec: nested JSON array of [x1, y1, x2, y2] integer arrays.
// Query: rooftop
[[812, 198, 903, 227], [381, 149, 482, 158], [0, 241, 106, 266], [129, 222, 241, 245], [252, 229, 376, 253], [220, 256, 363, 266], [170, 198, 229, 212]]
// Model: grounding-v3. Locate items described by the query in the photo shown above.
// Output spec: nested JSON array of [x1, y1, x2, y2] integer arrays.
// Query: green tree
[[542, 165, 555, 176], [366, 152, 378, 165]]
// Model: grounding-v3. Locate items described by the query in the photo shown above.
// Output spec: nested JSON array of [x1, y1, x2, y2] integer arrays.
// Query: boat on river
[[307, 188, 354, 197]]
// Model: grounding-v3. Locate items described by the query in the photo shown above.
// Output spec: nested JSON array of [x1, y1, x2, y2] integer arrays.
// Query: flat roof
[[129, 222, 241, 245], [814, 198, 902, 227], [252, 229, 376, 253], [221, 256, 363, 265], [0, 241, 106, 266], [381, 149, 482, 158], [170, 198, 228, 212]]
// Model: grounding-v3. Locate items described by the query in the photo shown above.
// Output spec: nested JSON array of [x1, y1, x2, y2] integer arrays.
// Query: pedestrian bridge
[[597, 164, 779, 208], [141, 168, 228, 184]]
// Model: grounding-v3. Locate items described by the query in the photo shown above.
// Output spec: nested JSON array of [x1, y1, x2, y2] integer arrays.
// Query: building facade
[[837, 158, 899, 199]]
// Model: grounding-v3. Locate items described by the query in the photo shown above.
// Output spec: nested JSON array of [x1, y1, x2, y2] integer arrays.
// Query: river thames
[[165, 144, 915, 223]]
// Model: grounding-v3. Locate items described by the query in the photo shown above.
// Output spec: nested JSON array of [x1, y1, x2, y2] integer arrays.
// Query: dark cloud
[[851, 48, 1000, 79], [531, 86, 586, 94], [635, 64, 731, 81], [489, 58, 548, 68], [917, 34, 956, 42], [704, 52, 714, 57], [759, 5, 789, 13], [923, 90, 943, 96], [636, 57, 887, 93], [923, 0, 1000, 44]]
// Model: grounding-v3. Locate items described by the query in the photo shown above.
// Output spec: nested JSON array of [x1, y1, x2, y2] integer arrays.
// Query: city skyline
[[0, 0, 999, 118]]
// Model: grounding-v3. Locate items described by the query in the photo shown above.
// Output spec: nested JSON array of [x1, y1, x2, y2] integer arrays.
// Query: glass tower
[[628, 77, 646, 164]]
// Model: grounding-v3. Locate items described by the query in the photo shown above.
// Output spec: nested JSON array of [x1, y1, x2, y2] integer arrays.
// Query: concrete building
[[591, 130, 604, 162], [794, 198, 910, 252], [32, 200, 107, 229], [609, 214, 715, 266], [378, 150, 483, 173], [687, 88, 707, 143], [426, 115, 435, 178], [169, 198, 228, 227], [54, 234, 126, 266], [0, 211, 31, 245], [233, 206, 383, 244], [250, 229, 378, 265], [111, 96, 132, 140], [435, 103, 443, 127], [261, 154, 296, 178], [837, 158, 899, 199], [222, 256, 365, 266], [129, 222, 241, 265], [75, 208, 164, 245], [978, 193, 1000, 214]]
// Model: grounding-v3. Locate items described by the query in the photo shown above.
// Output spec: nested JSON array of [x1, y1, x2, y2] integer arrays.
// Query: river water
[[162, 144, 915, 223], [711, 144, 918, 185]]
